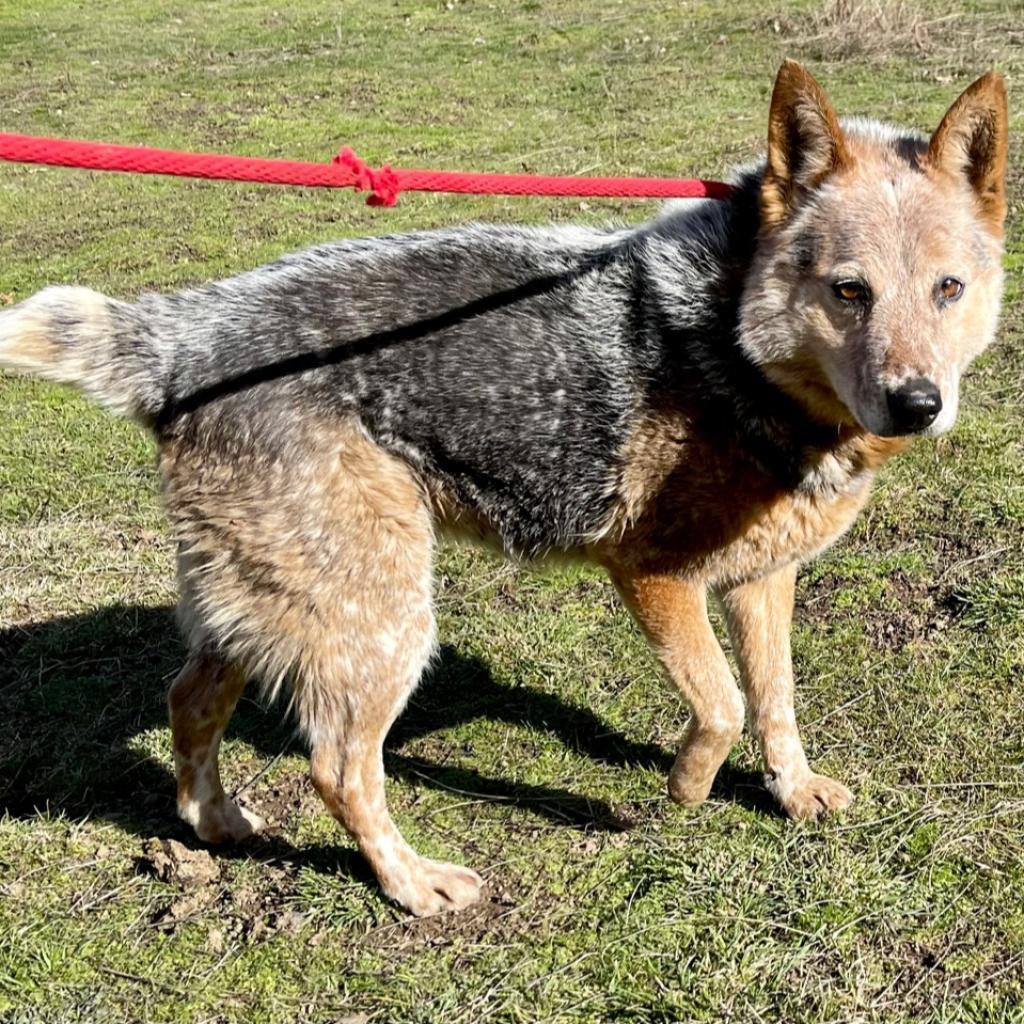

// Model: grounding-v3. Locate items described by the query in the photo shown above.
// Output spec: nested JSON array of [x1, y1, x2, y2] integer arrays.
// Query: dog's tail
[[0, 286, 167, 425]]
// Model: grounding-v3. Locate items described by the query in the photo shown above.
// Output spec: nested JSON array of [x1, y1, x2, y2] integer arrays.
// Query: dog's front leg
[[720, 564, 852, 819], [614, 571, 745, 806]]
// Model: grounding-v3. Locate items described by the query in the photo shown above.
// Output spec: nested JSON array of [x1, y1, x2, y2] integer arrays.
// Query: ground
[[0, 1, 1022, 1021]]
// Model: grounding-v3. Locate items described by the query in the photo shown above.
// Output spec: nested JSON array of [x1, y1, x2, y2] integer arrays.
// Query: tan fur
[[761, 60, 851, 228], [720, 565, 851, 816], [425, 477, 507, 552], [826, 134, 1004, 395], [927, 72, 1009, 232], [604, 407, 907, 583], [589, 408, 904, 818], [611, 573, 745, 806], [168, 655, 264, 843]]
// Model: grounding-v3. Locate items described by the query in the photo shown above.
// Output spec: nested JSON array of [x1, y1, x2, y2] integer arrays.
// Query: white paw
[[771, 771, 853, 820], [186, 799, 266, 844], [385, 858, 484, 917]]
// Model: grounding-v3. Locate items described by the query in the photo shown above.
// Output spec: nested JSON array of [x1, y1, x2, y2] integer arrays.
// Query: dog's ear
[[761, 60, 849, 228], [927, 72, 1009, 233]]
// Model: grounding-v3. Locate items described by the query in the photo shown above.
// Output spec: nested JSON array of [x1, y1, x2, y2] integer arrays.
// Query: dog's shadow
[[0, 603, 774, 877]]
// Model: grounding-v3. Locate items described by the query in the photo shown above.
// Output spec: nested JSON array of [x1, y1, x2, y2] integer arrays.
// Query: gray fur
[[148, 225, 643, 555]]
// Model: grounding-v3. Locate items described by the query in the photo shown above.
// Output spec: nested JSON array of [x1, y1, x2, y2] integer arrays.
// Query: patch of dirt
[[249, 768, 319, 830], [152, 888, 221, 931], [138, 835, 314, 942], [0, 880, 28, 900], [876, 939, 979, 1017], [139, 838, 227, 932], [866, 570, 956, 651], [798, 520, 993, 651], [141, 837, 220, 889], [361, 889, 523, 956], [236, 905, 307, 945], [798, 569, 929, 650]]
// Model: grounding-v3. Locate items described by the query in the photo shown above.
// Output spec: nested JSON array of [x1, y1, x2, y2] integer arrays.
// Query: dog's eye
[[937, 276, 965, 303], [831, 280, 869, 305]]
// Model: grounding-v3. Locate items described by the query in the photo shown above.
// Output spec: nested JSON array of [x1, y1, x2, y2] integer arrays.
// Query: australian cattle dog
[[0, 62, 1008, 914]]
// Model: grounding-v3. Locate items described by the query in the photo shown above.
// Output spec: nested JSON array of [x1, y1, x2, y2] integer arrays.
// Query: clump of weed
[[782, 0, 961, 61]]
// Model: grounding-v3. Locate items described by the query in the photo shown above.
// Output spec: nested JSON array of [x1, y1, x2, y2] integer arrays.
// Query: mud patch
[[361, 889, 523, 956], [249, 768, 319, 830], [140, 838, 225, 932], [139, 835, 314, 943], [798, 530, 986, 653], [141, 837, 220, 889]]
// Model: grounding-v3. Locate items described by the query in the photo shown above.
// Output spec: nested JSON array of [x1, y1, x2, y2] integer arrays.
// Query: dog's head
[[740, 61, 1008, 438]]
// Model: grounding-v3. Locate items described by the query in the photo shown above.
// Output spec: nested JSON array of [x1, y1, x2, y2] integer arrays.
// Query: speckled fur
[[0, 63, 1008, 915]]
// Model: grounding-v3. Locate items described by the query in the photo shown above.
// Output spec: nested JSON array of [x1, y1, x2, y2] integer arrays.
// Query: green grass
[[1, 1, 1023, 1021]]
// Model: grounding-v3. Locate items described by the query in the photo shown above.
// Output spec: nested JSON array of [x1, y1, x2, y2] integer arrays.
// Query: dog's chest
[[610, 422, 894, 583], [702, 473, 874, 582]]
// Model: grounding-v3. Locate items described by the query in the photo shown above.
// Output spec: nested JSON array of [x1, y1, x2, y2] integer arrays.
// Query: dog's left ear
[[761, 60, 849, 228], [928, 72, 1009, 232]]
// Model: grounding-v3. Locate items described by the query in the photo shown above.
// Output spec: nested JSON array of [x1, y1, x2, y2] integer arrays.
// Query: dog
[[0, 62, 1008, 915]]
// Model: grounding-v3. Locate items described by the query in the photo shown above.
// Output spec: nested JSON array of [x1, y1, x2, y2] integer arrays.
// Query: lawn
[[0, 1, 1022, 1021]]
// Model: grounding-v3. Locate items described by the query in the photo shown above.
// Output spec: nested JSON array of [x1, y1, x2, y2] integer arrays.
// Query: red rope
[[0, 132, 732, 206]]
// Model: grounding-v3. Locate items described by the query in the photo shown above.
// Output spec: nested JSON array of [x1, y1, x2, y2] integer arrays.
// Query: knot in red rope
[[333, 147, 401, 207]]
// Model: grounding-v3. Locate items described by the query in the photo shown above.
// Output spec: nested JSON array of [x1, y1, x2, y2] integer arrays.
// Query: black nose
[[886, 378, 942, 434]]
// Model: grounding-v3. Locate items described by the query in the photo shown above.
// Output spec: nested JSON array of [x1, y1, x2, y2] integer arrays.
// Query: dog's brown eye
[[938, 276, 964, 302], [832, 280, 868, 304]]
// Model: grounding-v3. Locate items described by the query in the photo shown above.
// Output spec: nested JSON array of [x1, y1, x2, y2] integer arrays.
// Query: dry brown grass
[[774, 0, 1024, 81], [783, 0, 967, 62]]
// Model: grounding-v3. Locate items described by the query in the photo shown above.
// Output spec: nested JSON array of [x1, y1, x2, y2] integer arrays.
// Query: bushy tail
[[0, 285, 167, 425]]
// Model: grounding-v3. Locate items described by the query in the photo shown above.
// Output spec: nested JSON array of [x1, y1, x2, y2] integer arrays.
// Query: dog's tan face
[[741, 62, 1008, 438]]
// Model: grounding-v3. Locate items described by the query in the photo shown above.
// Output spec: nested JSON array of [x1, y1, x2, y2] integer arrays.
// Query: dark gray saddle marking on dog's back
[[154, 228, 642, 555]]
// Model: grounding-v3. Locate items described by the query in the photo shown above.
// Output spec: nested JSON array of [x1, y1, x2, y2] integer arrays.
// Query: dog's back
[[0, 210, 755, 554], [154, 225, 642, 555]]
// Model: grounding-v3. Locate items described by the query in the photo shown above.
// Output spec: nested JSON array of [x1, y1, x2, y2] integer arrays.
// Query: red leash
[[0, 132, 733, 206]]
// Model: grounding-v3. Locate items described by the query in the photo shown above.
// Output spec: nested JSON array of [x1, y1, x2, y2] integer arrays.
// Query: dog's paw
[[667, 768, 715, 807], [386, 859, 484, 917], [188, 799, 266, 844], [773, 772, 852, 820]]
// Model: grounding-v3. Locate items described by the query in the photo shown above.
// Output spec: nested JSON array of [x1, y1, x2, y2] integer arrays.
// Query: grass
[[1, 1, 1023, 1021]]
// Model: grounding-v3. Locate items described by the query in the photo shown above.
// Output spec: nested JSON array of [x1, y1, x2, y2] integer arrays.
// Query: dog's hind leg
[[297, 465, 484, 917], [306, 638, 484, 917], [162, 418, 482, 915], [167, 652, 266, 843], [612, 571, 745, 806]]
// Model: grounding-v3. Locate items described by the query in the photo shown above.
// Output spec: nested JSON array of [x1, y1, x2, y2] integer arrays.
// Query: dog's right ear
[[761, 60, 849, 228]]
